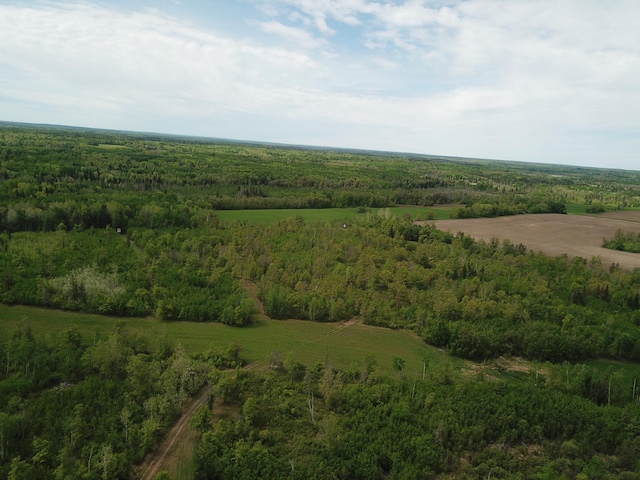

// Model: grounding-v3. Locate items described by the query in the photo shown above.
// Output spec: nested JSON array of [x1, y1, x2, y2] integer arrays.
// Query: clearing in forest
[[427, 213, 640, 270]]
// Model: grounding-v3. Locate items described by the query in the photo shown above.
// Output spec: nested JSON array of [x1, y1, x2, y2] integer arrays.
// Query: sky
[[0, 1, 639, 170]]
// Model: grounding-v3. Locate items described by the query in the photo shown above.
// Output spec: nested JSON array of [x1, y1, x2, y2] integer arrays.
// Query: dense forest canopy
[[1, 122, 639, 224], [2, 123, 640, 478], [2, 123, 640, 362]]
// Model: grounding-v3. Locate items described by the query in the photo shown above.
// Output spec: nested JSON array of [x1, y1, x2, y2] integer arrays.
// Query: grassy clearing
[[219, 204, 640, 224], [423, 206, 459, 220], [96, 144, 129, 149], [567, 204, 640, 217], [216, 208, 362, 224], [389, 206, 455, 220], [566, 204, 593, 215], [216, 206, 455, 225], [4, 303, 640, 401], [163, 428, 198, 480], [585, 359, 640, 396], [0, 304, 457, 377]]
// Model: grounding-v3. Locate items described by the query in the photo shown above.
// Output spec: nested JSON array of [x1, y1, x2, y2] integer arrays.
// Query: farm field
[[4, 125, 640, 478], [430, 213, 640, 269]]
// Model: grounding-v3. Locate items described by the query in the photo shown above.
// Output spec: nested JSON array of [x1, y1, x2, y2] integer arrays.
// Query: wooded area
[[2, 123, 640, 478]]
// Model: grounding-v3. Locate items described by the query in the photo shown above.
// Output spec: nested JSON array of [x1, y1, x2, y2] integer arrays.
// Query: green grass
[[390, 206, 456, 220], [216, 208, 362, 224], [216, 206, 455, 225], [96, 143, 130, 149], [423, 206, 459, 220], [0, 304, 457, 377], [585, 359, 640, 395], [566, 204, 595, 215], [218, 204, 640, 224]]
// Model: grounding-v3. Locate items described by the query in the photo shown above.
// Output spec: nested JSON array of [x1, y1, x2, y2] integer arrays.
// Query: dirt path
[[243, 279, 267, 319], [134, 386, 210, 480]]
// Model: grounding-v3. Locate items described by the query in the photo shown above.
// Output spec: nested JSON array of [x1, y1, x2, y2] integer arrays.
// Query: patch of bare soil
[[462, 357, 549, 383], [244, 279, 267, 319], [423, 214, 640, 270]]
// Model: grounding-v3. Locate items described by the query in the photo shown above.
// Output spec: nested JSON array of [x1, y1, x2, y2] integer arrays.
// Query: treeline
[[3, 124, 639, 219], [193, 354, 640, 478], [452, 200, 567, 218], [0, 323, 245, 479], [0, 196, 213, 234]]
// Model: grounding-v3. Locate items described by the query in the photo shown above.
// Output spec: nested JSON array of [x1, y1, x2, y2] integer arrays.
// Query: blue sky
[[1, 1, 639, 170]]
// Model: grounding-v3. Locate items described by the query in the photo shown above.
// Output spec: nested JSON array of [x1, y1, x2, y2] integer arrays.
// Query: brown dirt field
[[599, 210, 640, 222], [423, 213, 640, 270]]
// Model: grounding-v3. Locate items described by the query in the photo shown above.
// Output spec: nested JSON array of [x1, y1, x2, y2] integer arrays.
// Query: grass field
[[216, 207, 362, 224], [585, 358, 640, 399], [215, 206, 453, 224], [216, 205, 638, 225], [3, 303, 639, 388], [565, 204, 592, 215], [0, 304, 457, 377]]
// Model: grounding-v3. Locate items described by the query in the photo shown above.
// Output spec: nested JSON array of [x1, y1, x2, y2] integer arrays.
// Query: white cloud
[[258, 20, 325, 49], [0, 1, 639, 169], [0, 3, 322, 121], [265, 0, 370, 32]]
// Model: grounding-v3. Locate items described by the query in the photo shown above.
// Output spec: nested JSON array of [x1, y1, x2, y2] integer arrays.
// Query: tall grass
[[0, 304, 457, 377]]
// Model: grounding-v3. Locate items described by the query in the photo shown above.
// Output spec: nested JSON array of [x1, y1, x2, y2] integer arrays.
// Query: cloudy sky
[[1, 1, 639, 170]]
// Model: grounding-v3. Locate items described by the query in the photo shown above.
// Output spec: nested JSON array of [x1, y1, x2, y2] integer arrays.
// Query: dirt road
[[134, 386, 210, 480]]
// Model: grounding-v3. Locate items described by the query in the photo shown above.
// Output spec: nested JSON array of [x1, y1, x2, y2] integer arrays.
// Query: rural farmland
[[3, 124, 640, 479], [430, 212, 640, 269]]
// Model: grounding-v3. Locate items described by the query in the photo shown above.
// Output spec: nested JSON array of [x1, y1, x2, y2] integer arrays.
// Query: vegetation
[[604, 229, 640, 253], [0, 322, 237, 479], [3, 122, 640, 478], [193, 355, 640, 479], [0, 304, 450, 377]]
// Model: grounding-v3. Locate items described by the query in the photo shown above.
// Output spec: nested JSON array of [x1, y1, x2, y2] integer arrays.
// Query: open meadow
[[0, 304, 455, 377], [215, 205, 447, 224]]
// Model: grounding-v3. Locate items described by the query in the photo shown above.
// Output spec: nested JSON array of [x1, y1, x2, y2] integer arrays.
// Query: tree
[[392, 356, 406, 379], [98, 444, 114, 480], [120, 406, 132, 444]]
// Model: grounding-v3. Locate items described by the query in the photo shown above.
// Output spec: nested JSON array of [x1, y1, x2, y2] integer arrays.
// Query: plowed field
[[424, 213, 640, 270]]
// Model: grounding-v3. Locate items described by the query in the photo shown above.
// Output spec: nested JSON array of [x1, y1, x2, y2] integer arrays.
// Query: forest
[[2, 122, 640, 478]]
